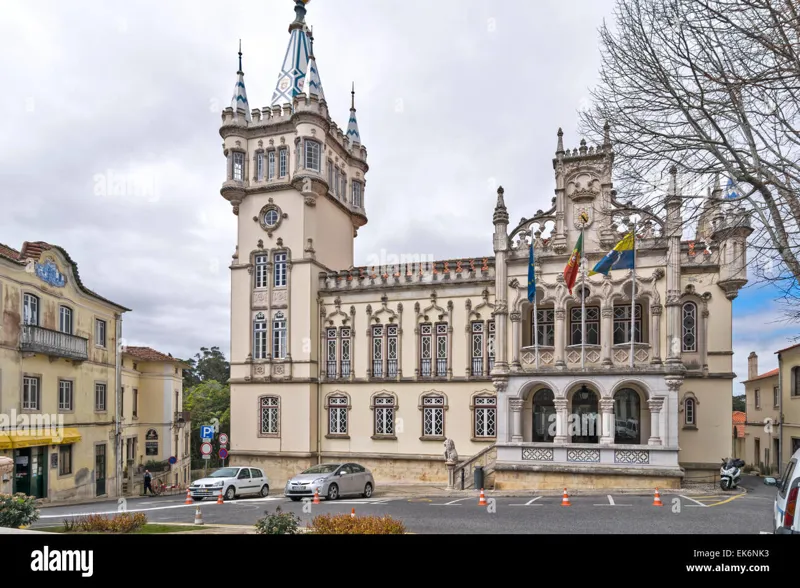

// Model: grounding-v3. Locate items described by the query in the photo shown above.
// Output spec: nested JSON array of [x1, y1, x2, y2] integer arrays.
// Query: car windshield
[[209, 468, 239, 478], [301, 464, 340, 474]]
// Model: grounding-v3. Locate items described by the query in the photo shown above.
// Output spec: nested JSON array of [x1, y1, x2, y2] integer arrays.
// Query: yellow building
[[120, 346, 191, 492], [742, 346, 800, 474], [0, 241, 128, 501]]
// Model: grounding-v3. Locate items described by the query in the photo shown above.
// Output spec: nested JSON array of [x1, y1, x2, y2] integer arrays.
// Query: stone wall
[[493, 469, 682, 490]]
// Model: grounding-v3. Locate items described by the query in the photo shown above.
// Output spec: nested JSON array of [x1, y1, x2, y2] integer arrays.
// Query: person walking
[[143, 469, 155, 496]]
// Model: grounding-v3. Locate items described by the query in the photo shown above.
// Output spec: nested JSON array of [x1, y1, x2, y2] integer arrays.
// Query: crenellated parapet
[[319, 258, 495, 292]]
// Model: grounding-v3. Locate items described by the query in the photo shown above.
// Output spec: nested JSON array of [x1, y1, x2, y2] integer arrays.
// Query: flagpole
[[581, 224, 586, 371], [533, 254, 539, 369], [630, 221, 636, 369]]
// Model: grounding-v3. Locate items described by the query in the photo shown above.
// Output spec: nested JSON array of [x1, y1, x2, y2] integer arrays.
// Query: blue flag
[[527, 244, 536, 302], [589, 231, 635, 276]]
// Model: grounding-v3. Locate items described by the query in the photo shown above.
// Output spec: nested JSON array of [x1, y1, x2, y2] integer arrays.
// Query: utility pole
[[114, 315, 123, 497]]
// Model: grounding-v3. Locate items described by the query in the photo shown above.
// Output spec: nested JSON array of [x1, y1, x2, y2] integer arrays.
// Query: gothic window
[[793, 367, 800, 397], [352, 181, 363, 207], [340, 327, 351, 378], [232, 151, 244, 181], [341, 173, 347, 200], [59, 306, 73, 334], [682, 302, 697, 352], [533, 308, 555, 346], [755, 389, 761, 409], [334, 166, 341, 198], [421, 394, 445, 438], [570, 307, 600, 345], [304, 140, 321, 171], [613, 304, 642, 345], [279, 148, 288, 177], [326, 327, 337, 378], [435, 323, 448, 377], [684, 398, 696, 426], [254, 255, 268, 288], [473, 395, 496, 438], [256, 152, 264, 181], [268, 151, 276, 180], [419, 323, 432, 377], [387, 325, 398, 378], [487, 321, 495, 372], [273, 251, 287, 288], [471, 322, 484, 376], [372, 394, 395, 436], [613, 388, 641, 444], [259, 396, 279, 435], [272, 313, 287, 359], [23, 293, 39, 325], [253, 320, 268, 359], [327, 160, 333, 189], [774, 386, 780, 407], [532, 388, 555, 442], [327, 395, 348, 435], [371, 325, 384, 377]]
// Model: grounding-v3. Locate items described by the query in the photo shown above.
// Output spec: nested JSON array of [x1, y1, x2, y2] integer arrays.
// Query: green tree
[[181, 346, 230, 388], [733, 394, 746, 413], [183, 380, 230, 466]]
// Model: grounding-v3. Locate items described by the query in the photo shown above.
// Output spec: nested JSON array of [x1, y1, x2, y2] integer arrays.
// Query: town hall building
[[225, 0, 752, 490]]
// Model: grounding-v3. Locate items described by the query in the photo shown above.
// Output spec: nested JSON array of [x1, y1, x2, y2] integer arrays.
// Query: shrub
[[310, 513, 406, 534], [255, 506, 300, 534], [0, 493, 40, 528], [69, 512, 147, 533]]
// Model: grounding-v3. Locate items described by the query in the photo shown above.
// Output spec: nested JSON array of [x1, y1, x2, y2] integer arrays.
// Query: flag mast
[[630, 218, 636, 369], [581, 220, 586, 371], [533, 251, 539, 370]]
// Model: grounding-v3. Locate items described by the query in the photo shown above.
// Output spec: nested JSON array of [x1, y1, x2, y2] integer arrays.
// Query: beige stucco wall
[[779, 346, 800, 464], [744, 373, 779, 470]]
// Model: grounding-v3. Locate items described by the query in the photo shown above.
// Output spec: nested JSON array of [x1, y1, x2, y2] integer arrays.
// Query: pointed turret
[[346, 83, 361, 145], [271, 0, 312, 107], [304, 25, 325, 100], [231, 40, 251, 122]]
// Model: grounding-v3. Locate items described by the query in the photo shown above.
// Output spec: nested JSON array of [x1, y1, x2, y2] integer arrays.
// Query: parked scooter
[[720, 457, 745, 490]]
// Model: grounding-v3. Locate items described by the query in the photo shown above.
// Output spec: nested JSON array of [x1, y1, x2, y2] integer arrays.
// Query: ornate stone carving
[[567, 449, 600, 462], [272, 290, 288, 305], [273, 364, 285, 375], [304, 195, 317, 207], [522, 448, 554, 461], [256, 198, 288, 238], [254, 364, 265, 375], [492, 379, 508, 394], [509, 398, 524, 412], [443, 438, 458, 464], [510, 312, 521, 322], [615, 450, 649, 464], [664, 377, 683, 393], [648, 397, 665, 412]]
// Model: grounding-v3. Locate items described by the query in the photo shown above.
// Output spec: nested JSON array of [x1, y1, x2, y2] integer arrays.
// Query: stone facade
[[225, 1, 752, 490]]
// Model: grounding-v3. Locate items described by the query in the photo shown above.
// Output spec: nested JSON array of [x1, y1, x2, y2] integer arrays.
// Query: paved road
[[33, 476, 776, 534]]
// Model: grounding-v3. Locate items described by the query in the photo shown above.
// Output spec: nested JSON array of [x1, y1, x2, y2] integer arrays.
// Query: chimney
[[748, 352, 758, 380]]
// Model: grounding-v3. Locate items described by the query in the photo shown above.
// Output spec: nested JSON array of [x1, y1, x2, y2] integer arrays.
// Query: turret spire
[[346, 82, 361, 145], [271, 0, 313, 107], [304, 24, 325, 100], [231, 39, 251, 122]]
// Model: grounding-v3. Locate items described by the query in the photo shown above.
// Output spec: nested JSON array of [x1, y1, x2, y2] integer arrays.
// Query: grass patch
[[33, 523, 206, 534]]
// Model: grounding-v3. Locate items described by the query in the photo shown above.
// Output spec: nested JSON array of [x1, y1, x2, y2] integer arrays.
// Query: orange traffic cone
[[478, 488, 487, 506], [561, 488, 571, 506], [184, 489, 192, 505], [217, 490, 224, 504], [653, 488, 663, 507], [351, 508, 356, 518], [313, 489, 320, 504]]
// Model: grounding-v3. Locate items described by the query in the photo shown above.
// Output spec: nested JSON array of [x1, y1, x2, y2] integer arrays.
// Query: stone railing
[[496, 442, 679, 469], [449, 444, 497, 490], [519, 343, 653, 370], [19, 325, 88, 361]]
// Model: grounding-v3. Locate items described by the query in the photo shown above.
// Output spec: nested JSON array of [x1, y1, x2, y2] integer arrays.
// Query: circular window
[[264, 209, 279, 227]]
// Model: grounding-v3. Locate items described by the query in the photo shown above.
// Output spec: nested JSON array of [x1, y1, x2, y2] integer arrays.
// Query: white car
[[765, 446, 799, 534], [189, 466, 270, 501]]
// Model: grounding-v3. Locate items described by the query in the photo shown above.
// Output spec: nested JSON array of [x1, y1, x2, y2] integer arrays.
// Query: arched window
[[684, 398, 696, 426], [420, 393, 447, 438], [614, 388, 641, 444], [682, 302, 697, 352], [570, 385, 599, 443], [532, 388, 555, 442]]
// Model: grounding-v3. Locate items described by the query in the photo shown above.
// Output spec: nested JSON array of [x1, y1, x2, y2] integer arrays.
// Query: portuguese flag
[[563, 232, 583, 295]]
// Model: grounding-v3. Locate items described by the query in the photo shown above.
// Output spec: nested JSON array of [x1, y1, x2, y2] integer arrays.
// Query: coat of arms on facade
[[33, 258, 66, 288], [573, 205, 593, 229]]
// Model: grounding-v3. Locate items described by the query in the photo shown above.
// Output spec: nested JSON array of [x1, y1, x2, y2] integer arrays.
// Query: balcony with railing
[[19, 325, 88, 361]]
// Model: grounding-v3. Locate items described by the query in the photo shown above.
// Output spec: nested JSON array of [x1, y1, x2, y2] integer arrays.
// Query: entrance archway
[[532, 388, 555, 442], [570, 385, 599, 444]]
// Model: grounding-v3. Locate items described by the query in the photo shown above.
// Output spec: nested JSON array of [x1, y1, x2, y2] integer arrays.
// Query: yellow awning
[[6, 428, 81, 448], [0, 435, 11, 450]]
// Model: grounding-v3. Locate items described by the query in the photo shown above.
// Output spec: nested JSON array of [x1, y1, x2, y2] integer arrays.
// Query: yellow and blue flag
[[589, 231, 634, 276], [527, 244, 535, 302]]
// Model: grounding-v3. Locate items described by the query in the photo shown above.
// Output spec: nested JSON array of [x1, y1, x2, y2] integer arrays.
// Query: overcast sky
[[0, 0, 793, 392]]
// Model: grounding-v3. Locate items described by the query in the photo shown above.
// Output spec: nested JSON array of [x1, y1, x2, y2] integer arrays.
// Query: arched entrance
[[570, 385, 599, 444], [532, 388, 555, 442], [614, 388, 642, 444]]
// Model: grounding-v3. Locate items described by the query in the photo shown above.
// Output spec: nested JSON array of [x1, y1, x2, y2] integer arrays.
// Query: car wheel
[[260, 484, 269, 497], [327, 483, 339, 500], [290, 497, 301, 502], [224, 486, 236, 501], [362, 483, 373, 498]]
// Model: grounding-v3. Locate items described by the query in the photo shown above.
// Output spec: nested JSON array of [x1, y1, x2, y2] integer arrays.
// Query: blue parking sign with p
[[200, 425, 214, 440]]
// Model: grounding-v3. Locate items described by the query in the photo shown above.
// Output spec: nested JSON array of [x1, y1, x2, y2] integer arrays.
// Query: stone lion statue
[[443, 438, 458, 463]]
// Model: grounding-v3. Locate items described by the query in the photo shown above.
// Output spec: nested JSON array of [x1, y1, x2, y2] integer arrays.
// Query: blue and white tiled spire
[[271, 0, 312, 107], [304, 25, 324, 100], [346, 83, 361, 145], [231, 40, 251, 122]]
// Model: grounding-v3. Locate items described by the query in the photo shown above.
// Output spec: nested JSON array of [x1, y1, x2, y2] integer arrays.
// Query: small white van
[[765, 446, 799, 534]]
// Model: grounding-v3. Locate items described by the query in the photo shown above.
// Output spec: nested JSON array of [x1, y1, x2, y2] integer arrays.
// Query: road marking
[[593, 495, 632, 506], [607, 495, 615, 505], [706, 494, 746, 507], [408, 498, 432, 503], [760, 531, 772, 534], [678, 495, 708, 507], [510, 497, 542, 506], [431, 497, 472, 505], [39, 496, 283, 518]]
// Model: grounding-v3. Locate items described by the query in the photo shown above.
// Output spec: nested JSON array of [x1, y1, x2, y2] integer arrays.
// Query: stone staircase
[[450, 445, 497, 490]]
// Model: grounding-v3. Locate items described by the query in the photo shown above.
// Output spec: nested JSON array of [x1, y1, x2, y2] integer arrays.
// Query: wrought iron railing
[[19, 325, 88, 361]]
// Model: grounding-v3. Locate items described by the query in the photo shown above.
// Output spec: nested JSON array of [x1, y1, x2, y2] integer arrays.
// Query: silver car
[[284, 462, 375, 501]]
